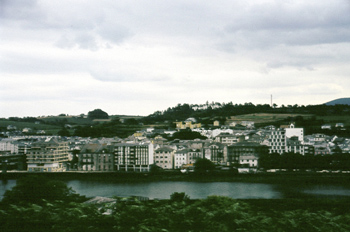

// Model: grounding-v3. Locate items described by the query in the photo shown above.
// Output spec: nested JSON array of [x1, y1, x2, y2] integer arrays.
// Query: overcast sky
[[1, 0, 350, 117]]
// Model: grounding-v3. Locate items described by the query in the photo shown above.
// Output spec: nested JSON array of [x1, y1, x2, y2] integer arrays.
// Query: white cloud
[[1, 0, 349, 117]]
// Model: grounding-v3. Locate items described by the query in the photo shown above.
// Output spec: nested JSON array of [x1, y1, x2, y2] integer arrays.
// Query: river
[[2, 179, 350, 199]]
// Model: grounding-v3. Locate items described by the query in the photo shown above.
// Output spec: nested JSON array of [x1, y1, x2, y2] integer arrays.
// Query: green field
[[1, 113, 349, 137], [226, 113, 313, 125], [316, 115, 350, 127], [0, 120, 60, 130]]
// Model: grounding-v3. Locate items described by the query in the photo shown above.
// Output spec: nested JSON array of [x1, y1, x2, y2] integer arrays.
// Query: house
[[151, 135, 168, 146], [321, 124, 332, 130], [215, 133, 244, 145], [174, 149, 189, 169], [314, 134, 327, 142], [7, 125, 17, 131], [154, 146, 174, 169], [241, 121, 255, 128], [229, 122, 237, 127], [239, 155, 259, 168], [22, 128, 32, 133], [335, 123, 344, 128], [314, 145, 331, 155], [36, 130, 46, 134], [174, 120, 201, 129]]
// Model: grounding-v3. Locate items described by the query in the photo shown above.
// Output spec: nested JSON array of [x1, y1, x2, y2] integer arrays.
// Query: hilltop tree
[[57, 127, 70, 137], [170, 129, 207, 141], [194, 158, 215, 173], [87, 109, 109, 120]]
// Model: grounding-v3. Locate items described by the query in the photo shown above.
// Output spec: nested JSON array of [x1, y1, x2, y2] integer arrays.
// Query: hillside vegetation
[[1, 176, 350, 232], [1, 102, 350, 138]]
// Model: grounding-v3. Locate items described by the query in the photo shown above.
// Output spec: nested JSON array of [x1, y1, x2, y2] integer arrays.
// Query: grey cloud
[[1, 0, 132, 50], [0, 51, 86, 74], [89, 69, 170, 83], [226, 1, 350, 32], [0, 0, 43, 21], [74, 32, 99, 51], [97, 22, 132, 44], [221, 1, 350, 50]]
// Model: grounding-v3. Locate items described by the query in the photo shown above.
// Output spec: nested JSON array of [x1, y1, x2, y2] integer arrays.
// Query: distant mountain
[[324, 98, 350, 105]]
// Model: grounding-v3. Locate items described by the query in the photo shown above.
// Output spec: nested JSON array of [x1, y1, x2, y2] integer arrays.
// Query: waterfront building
[[187, 149, 202, 164], [78, 143, 114, 171], [203, 142, 225, 164], [174, 149, 188, 169], [227, 142, 269, 167], [114, 142, 154, 172], [154, 146, 174, 169], [27, 138, 69, 172], [0, 153, 26, 171]]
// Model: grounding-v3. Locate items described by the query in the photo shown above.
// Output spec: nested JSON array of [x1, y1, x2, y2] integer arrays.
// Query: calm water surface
[[66, 180, 282, 199], [2, 179, 350, 199]]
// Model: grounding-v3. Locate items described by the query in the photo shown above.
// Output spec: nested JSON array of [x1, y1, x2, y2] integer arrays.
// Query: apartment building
[[227, 142, 269, 167], [214, 133, 244, 145], [203, 143, 225, 164], [27, 138, 69, 172], [286, 136, 305, 154], [154, 146, 174, 169], [268, 129, 287, 154], [285, 124, 304, 142], [114, 142, 154, 172], [174, 149, 188, 169], [78, 143, 114, 171], [187, 149, 202, 164]]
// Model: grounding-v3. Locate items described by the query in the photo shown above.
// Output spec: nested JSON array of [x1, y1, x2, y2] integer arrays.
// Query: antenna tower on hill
[[271, 94, 273, 108]]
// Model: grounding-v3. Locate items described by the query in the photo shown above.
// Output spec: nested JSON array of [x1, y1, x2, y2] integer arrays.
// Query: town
[[1, 108, 350, 174]]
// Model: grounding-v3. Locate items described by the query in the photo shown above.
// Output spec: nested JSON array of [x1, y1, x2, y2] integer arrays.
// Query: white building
[[0, 138, 17, 153], [174, 149, 188, 169], [239, 155, 258, 167], [154, 146, 174, 169], [285, 124, 304, 142], [114, 142, 154, 172], [269, 124, 305, 154], [268, 129, 286, 154]]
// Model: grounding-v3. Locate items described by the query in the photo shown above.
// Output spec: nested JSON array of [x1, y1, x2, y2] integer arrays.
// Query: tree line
[[259, 152, 350, 171], [141, 102, 350, 124]]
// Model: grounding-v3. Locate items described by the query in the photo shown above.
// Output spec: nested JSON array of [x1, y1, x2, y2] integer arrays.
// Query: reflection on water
[[66, 180, 283, 199], [2, 179, 350, 200], [0, 180, 17, 200], [303, 186, 350, 196]]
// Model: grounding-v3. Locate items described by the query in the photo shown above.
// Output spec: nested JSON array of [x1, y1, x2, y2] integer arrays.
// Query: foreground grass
[[1, 197, 350, 232], [2, 174, 350, 231]]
